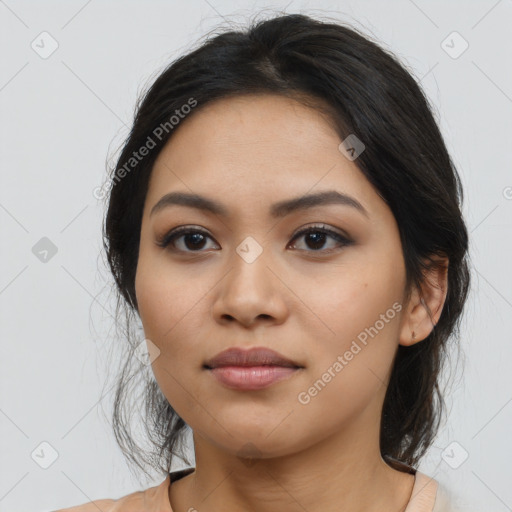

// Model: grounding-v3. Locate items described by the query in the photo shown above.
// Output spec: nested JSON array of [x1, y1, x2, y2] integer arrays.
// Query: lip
[[204, 346, 301, 369], [204, 347, 303, 391]]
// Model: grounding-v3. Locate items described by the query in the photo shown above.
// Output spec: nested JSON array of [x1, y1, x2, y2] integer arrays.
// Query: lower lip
[[208, 365, 300, 390]]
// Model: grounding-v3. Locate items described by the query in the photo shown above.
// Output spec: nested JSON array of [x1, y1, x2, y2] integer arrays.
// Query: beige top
[[54, 466, 454, 511]]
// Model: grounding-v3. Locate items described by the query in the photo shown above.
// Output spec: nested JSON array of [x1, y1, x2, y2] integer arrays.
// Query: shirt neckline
[[168, 466, 438, 511]]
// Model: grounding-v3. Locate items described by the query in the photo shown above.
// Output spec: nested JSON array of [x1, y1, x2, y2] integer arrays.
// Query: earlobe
[[399, 256, 449, 347]]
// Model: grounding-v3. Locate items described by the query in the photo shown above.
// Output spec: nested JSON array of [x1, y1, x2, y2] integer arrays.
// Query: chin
[[200, 426, 304, 460]]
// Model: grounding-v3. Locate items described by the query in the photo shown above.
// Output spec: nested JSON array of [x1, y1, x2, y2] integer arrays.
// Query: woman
[[57, 12, 470, 512]]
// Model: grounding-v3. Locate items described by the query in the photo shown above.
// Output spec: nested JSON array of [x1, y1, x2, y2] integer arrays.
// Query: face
[[135, 93, 409, 459]]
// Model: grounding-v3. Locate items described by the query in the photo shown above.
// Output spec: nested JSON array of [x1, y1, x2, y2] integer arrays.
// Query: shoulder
[[53, 497, 116, 512], [406, 470, 439, 510], [410, 470, 464, 512], [433, 483, 452, 512], [53, 475, 172, 512], [432, 479, 467, 512]]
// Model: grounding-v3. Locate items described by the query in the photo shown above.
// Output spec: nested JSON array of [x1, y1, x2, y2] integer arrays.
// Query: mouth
[[204, 346, 302, 369], [203, 346, 303, 391]]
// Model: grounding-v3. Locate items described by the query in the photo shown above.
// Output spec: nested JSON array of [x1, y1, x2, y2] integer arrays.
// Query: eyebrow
[[150, 190, 369, 219]]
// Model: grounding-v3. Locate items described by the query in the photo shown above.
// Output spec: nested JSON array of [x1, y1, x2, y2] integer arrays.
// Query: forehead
[[146, 94, 382, 220], [159, 92, 338, 156]]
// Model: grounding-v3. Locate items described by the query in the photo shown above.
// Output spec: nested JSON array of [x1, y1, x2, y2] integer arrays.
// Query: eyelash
[[156, 224, 352, 255]]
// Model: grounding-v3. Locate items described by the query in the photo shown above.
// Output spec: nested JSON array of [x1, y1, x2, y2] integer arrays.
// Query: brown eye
[[288, 225, 352, 253], [157, 227, 218, 252], [156, 223, 352, 255]]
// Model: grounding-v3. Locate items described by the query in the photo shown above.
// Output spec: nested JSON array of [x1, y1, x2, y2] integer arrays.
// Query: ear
[[399, 255, 449, 347]]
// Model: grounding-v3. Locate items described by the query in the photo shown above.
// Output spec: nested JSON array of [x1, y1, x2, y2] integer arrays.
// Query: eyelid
[[287, 223, 352, 251], [289, 223, 349, 241], [156, 223, 353, 252], [155, 225, 213, 248]]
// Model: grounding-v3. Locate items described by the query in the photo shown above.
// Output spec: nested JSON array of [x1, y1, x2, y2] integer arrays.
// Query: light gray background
[[1, 1, 511, 511]]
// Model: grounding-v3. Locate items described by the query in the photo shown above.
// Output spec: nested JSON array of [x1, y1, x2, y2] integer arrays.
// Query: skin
[[135, 93, 448, 512]]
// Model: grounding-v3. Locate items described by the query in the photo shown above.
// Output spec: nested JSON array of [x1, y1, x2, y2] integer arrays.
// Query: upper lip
[[204, 347, 302, 369]]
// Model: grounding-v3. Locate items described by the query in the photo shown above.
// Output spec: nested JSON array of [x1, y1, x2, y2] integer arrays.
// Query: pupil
[[307, 232, 325, 250], [186, 233, 206, 249]]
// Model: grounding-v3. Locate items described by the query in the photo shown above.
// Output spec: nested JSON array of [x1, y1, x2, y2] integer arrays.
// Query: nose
[[211, 247, 289, 328]]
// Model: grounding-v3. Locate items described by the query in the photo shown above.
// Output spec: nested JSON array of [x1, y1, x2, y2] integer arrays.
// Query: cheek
[[135, 262, 207, 420], [134, 256, 212, 375], [135, 252, 197, 338], [135, 266, 171, 339], [298, 255, 404, 401], [303, 262, 402, 342], [292, 295, 400, 443]]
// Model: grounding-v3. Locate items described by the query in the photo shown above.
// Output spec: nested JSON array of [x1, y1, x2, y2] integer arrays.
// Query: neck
[[169, 405, 415, 512]]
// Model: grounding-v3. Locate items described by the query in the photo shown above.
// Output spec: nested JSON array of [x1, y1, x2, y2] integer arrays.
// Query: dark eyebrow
[[150, 190, 369, 219]]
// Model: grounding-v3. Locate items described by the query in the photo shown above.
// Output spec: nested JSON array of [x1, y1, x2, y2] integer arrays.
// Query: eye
[[156, 223, 352, 254], [287, 224, 352, 253], [156, 226, 218, 252]]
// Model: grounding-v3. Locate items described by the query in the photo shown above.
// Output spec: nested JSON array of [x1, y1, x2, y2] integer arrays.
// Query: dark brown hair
[[100, 12, 471, 481]]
